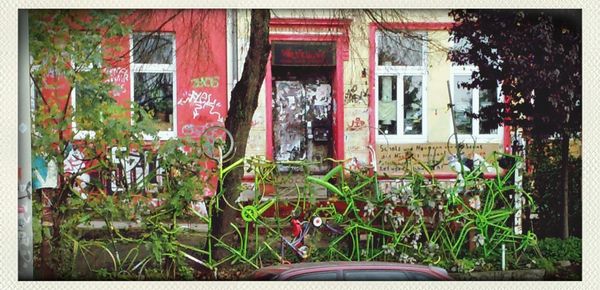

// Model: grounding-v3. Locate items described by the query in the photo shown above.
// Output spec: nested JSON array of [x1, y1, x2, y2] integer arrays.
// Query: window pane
[[290, 271, 337, 281], [453, 75, 473, 134], [134, 72, 174, 131], [378, 32, 424, 66], [450, 36, 472, 65], [378, 75, 397, 135], [133, 34, 173, 64], [343, 270, 409, 281], [479, 87, 497, 134], [403, 75, 423, 135]]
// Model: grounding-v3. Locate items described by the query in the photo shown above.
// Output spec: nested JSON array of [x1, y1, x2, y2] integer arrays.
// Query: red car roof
[[252, 261, 451, 281]]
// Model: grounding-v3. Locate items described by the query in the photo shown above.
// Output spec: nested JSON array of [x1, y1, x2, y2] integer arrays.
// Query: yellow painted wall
[[235, 9, 503, 171]]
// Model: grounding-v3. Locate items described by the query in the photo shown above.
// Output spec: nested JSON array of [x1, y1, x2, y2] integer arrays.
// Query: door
[[272, 67, 334, 174]]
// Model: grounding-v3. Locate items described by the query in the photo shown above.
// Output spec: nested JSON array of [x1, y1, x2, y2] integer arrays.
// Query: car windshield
[[343, 270, 410, 280], [288, 271, 338, 280]]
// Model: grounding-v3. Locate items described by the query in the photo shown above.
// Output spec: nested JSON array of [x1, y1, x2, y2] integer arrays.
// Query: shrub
[[534, 257, 557, 275], [538, 237, 582, 263]]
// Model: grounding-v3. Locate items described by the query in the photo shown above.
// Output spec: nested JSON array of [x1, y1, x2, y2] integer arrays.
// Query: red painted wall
[[124, 10, 228, 138], [43, 10, 228, 139]]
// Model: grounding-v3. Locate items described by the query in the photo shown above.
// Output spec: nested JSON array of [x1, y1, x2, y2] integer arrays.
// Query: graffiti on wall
[[181, 122, 223, 137], [18, 204, 33, 270], [106, 68, 129, 83], [110, 147, 163, 193], [192, 76, 219, 88], [63, 148, 86, 174], [105, 67, 129, 96], [346, 117, 367, 131], [178, 90, 224, 122], [345, 107, 369, 132], [344, 84, 368, 105]]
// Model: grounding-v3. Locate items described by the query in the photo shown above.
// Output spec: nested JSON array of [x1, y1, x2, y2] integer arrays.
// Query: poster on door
[[272, 79, 333, 173], [273, 81, 306, 163]]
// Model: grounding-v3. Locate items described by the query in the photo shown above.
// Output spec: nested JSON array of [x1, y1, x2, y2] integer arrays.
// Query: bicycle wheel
[[200, 126, 235, 162]]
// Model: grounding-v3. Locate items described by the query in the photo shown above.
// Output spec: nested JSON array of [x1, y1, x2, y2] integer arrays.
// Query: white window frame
[[71, 90, 97, 140], [130, 32, 177, 140], [450, 65, 503, 143], [375, 30, 428, 144], [71, 48, 101, 140]]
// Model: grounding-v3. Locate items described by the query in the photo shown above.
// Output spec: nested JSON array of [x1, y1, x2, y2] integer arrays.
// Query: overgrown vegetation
[[537, 237, 582, 263], [449, 9, 581, 239], [526, 139, 582, 238], [28, 9, 580, 280], [32, 143, 545, 279]]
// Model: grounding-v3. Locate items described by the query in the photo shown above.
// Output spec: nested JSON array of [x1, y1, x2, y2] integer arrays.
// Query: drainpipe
[[226, 9, 238, 108], [18, 9, 34, 280]]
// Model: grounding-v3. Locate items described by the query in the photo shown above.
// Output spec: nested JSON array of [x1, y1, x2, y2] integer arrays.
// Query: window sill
[[455, 134, 503, 144], [143, 131, 177, 141], [73, 131, 96, 140], [73, 131, 177, 141]]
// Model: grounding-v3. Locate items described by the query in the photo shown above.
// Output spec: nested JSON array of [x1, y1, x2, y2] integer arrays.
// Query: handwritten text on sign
[[376, 143, 502, 175]]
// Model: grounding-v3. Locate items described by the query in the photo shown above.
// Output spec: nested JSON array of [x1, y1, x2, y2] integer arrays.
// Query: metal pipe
[[18, 9, 34, 280], [226, 9, 239, 107], [501, 243, 506, 271], [446, 80, 466, 178]]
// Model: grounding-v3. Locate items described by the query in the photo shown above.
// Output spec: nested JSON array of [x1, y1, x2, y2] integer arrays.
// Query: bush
[[534, 257, 557, 275], [526, 139, 581, 238], [538, 237, 582, 263]]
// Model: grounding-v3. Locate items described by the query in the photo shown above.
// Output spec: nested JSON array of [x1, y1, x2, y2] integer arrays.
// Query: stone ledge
[[450, 269, 546, 281]]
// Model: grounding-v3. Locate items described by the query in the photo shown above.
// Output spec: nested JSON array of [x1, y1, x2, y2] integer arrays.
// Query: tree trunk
[[561, 133, 570, 239], [210, 9, 271, 260]]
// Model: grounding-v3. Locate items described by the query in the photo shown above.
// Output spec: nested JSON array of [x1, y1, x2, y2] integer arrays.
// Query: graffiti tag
[[64, 148, 85, 174], [192, 76, 219, 88], [106, 67, 129, 83], [345, 84, 368, 105], [181, 122, 223, 137], [347, 117, 367, 131], [178, 91, 223, 122], [110, 147, 163, 193]]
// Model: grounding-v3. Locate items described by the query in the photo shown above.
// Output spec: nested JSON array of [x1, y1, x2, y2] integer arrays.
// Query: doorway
[[271, 53, 336, 174]]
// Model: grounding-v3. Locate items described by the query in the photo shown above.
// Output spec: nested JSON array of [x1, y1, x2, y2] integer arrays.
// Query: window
[[407, 272, 438, 281], [131, 33, 176, 139], [70, 33, 103, 139], [71, 82, 101, 139], [452, 72, 499, 136], [375, 30, 427, 143], [288, 271, 338, 281], [343, 270, 409, 281], [450, 36, 502, 142]]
